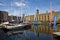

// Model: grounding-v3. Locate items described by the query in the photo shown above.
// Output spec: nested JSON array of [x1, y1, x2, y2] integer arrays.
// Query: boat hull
[[1, 24, 31, 32]]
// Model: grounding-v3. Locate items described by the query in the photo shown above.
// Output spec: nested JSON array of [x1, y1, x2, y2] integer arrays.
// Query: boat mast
[[49, 2, 53, 40]]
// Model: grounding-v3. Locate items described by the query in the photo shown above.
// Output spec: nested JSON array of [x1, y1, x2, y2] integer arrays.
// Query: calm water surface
[[9, 30, 52, 40]]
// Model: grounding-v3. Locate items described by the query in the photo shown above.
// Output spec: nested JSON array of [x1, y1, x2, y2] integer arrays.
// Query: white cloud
[[0, 3, 4, 6], [13, 10, 21, 16], [15, 2, 26, 7], [4, 9, 9, 12], [8, 10, 21, 16]]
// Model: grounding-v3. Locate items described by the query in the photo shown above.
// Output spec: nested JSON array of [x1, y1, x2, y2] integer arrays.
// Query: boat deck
[[53, 32, 60, 40], [53, 32, 60, 36]]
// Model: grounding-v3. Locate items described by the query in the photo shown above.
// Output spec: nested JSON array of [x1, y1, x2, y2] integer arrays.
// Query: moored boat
[[1, 22, 32, 32]]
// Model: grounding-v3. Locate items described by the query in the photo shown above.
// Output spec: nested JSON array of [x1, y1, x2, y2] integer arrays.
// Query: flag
[[53, 15, 57, 30]]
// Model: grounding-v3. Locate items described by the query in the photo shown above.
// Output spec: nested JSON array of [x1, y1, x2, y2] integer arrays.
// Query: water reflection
[[8, 30, 52, 40], [7, 24, 60, 40], [0, 22, 60, 40], [29, 25, 50, 34]]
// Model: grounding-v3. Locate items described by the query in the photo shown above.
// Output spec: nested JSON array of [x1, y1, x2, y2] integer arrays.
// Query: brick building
[[0, 11, 8, 23]]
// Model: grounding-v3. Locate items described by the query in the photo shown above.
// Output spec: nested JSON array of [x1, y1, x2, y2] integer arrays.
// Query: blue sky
[[0, 0, 60, 16]]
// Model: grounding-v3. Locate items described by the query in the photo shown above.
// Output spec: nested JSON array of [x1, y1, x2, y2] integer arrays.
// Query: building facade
[[25, 15, 34, 22], [8, 16, 21, 22], [8, 16, 12, 22], [0, 11, 8, 22], [25, 9, 60, 22]]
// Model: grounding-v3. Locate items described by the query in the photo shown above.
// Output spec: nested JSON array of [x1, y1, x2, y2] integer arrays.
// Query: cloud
[[8, 9, 21, 16], [15, 2, 26, 7], [0, 3, 4, 6], [4, 9, 9, 12], [13, 10, 22, 16]]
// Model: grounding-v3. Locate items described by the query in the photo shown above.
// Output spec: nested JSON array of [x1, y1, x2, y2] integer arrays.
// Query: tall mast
[[49, 2, 53, 40], [20, 0, 23, 21], [50, 3, 52, 22]]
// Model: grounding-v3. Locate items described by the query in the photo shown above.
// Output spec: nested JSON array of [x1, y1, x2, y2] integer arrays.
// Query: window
[[48, 15, 49, 21]]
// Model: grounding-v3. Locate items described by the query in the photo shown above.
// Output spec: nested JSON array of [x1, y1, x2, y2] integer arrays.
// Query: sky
[[0, 0, 60, 16]]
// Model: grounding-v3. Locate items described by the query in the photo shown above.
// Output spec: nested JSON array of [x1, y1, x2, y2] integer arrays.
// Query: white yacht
[[1, 22, 31, 32]]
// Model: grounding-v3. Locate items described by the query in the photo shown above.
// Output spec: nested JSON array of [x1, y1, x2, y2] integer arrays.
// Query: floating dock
[[53, 32, 60, 36], [53, 32, 60, 40]]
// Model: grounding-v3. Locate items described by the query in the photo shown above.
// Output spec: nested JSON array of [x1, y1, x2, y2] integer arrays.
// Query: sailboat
[[32, 11, 40, 36], [32, 12, 40, 26], [1, 16, 31, 33]]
